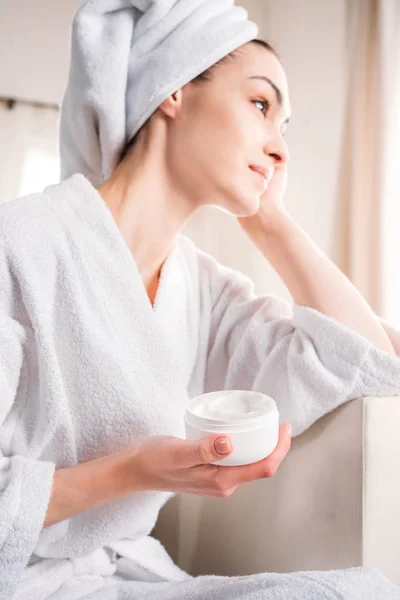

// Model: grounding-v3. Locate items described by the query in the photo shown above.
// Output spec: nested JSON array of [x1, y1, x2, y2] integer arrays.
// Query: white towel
[[59, 0, 258, 187], [2, 172, 400, 599]]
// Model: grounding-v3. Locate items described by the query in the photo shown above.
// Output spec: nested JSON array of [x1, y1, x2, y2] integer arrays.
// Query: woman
[[2, 1, 400, 598]]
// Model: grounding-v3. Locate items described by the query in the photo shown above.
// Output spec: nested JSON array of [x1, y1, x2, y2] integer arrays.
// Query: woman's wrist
[[113, 444, 149, 495], [249, 206, 295, 252]]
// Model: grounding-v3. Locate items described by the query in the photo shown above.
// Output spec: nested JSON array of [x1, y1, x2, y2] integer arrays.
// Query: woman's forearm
[[43, 449, 143, 528], [254, 210, 395, 355]]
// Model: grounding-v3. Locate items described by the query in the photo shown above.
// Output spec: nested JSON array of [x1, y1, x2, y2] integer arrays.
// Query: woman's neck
[[96, 154, 192, 291]]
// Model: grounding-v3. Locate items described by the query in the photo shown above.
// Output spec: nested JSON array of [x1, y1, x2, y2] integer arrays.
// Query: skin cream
[[184, 390, 279, 466]]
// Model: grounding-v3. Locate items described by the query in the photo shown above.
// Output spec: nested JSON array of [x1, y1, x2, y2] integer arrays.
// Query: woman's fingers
[[218, 423, 292, 487]]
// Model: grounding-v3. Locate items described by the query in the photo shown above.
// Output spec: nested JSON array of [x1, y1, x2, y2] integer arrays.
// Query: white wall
[[261, 0, 347, 254], [0, 0, 82, 105], [0, 0, 348, 300]]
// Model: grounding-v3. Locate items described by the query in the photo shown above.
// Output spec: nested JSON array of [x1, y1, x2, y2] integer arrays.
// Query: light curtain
[[334, 0, 400, 324]]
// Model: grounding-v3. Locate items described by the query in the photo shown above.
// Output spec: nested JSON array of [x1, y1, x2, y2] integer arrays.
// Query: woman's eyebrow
[[247, 75, 291, 124]]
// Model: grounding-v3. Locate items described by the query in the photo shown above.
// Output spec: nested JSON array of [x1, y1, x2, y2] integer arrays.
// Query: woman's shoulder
[[178, 234, 293, 318], [0, 181, 67, 253]]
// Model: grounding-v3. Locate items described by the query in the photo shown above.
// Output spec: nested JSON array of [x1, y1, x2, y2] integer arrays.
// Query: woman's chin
[[231, 193, 261, 217], [212, 188, 261, 217]]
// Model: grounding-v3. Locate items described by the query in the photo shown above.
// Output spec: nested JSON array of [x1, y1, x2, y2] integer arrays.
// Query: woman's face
[[167, 42, 291, 217]]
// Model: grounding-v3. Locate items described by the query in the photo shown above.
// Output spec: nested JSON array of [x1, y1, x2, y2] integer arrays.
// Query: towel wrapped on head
[[59, 0, 258, 187]]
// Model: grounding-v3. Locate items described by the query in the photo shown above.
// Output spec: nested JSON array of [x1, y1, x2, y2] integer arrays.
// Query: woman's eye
[[253, 99, 269, 115]]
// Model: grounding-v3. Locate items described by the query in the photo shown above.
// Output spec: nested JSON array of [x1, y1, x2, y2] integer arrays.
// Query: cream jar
[[184, 390, 279, 466]]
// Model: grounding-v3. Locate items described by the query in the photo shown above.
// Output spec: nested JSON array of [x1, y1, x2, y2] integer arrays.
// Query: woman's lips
[[249, 166, 268, 186], [249, 165, 268, 179]]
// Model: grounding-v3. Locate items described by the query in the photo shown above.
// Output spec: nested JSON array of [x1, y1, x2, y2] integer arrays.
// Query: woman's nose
[[265, 133, 290, 165]]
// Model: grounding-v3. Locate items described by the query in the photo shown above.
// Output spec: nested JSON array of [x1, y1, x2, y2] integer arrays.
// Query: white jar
[[184, 390, 279, 466]]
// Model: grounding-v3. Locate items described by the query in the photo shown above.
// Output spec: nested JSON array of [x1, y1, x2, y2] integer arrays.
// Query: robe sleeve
[[203, 261, 400, 438], [0, 314, 56, 599]]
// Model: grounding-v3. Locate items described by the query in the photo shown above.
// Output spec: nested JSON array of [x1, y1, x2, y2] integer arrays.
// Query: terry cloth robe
[[1, 172, 400, 600]]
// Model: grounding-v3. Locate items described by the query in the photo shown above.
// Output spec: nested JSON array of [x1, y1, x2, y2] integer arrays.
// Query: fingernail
[[288, 424, 292, 437], [214, 438, 232, 455]]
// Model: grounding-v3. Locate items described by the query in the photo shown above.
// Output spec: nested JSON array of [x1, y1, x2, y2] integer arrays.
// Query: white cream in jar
[[184, 390, 279, 466]]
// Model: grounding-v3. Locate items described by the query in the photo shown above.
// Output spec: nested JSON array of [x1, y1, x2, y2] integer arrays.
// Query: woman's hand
[[120, 423, 291, 498], [237, 162, 289, 241]]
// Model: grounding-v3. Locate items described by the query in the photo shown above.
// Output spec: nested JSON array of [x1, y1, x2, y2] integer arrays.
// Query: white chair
[[152, 396, 400, 586]]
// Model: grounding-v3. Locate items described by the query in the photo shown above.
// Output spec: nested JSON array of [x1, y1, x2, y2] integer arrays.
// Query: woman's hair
[[119, 39, 277, 163], [190, 39, 278, 84]]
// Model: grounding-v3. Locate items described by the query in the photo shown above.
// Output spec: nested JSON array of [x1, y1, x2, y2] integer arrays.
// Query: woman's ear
[[158, 88, 184, 119]]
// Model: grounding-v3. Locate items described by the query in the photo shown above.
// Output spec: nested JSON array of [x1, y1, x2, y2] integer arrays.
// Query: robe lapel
[[61, 173, 196, 442]]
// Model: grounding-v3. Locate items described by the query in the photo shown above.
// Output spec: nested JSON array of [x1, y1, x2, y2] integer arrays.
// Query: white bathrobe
[[2, 172, 400, 600]]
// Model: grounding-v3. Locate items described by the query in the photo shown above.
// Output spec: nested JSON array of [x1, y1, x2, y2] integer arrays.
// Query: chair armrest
[[153, 396, 400, 585], [362, 396, 400, 584]]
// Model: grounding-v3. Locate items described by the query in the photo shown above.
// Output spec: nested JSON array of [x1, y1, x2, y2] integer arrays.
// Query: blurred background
[[0, 0, 399, 324]]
